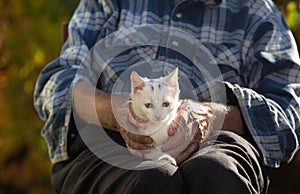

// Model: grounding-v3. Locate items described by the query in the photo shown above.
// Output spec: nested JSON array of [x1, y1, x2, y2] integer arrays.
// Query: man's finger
[[168, 116, 181, 136], [126, 131, 153, 145], [175, 142, 199, 165], [127, 139, 151, 151], [119, 128, 153, 150], [162, 130, 185, 152], [166, 141, 189, 158]]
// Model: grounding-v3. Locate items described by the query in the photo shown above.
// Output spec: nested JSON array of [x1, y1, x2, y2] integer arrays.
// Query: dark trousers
[[51, 125, 269, 194]]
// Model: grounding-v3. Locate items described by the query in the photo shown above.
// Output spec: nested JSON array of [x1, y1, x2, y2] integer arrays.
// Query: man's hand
[[162, 100, 212, 165], [110, 95, 154, 157], [163, 119, 205, 165], [162, 100, 245, 165], [118, 124, 153, 155]]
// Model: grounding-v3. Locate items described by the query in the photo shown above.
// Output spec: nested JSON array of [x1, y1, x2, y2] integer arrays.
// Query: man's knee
[[180, 131, 268, 194], [181, 153, 252, 194], [131, 168, 184, 194]]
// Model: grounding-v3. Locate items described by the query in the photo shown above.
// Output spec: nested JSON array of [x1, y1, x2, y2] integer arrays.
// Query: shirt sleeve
[[33, 0, 114, 163], [225, 2, 300, 167]]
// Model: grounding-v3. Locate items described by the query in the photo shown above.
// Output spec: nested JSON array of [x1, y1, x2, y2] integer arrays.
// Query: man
[[34, 0, 300, 193]]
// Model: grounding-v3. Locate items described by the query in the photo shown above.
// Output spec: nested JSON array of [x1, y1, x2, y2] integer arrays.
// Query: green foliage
[[0, 0, 299, 194], [275, 0, 300, 48], [0, 0, 79, 193], [286, 1, 299, 28]]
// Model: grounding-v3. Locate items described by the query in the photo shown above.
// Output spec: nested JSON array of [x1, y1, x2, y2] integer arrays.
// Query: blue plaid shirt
[[34, 0, 300, 167]]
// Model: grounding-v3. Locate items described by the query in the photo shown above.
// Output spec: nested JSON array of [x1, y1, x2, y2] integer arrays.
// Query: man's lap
[[51, 128, 268, 194]]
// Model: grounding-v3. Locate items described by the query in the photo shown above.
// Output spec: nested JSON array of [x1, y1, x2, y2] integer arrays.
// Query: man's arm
[[165, 2, 300, 167], [232, 2, 300, 166], [220, 105, 245, 135], [163, 102, 245, 165], [33, 0, 112, 163], [74, 80, 154, 150], [73, 80, 117, 130]]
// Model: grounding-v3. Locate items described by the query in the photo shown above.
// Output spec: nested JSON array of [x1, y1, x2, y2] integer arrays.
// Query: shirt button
[[176, 12, 182, 19], [125, 38, 131, 45], [59, 140, 65, 147], [172, 40, 179, 47], [224, 57, 229, 64]]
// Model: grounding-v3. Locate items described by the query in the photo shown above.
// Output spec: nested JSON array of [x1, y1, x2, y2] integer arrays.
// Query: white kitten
[[129, 68, 180, 165]]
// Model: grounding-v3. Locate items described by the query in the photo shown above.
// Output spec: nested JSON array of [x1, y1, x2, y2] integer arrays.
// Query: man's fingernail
[[169, 128, 174, 135], [146, 138, 153, 144]]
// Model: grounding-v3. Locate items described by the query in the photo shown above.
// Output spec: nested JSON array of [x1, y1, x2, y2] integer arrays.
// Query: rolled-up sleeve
[[226, 5, 300, 167], [33, 0, 112, 163]]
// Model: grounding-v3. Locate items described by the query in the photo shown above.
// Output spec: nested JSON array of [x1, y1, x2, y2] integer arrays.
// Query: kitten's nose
[[155, 115, 161, 121]]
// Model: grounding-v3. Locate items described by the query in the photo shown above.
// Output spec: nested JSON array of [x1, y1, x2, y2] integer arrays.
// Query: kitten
[[129, 68, 180, 165]]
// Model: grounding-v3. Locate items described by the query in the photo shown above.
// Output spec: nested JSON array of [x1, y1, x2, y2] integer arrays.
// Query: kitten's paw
[[128, 148, 144, 158], [158, 154, 177, 166]]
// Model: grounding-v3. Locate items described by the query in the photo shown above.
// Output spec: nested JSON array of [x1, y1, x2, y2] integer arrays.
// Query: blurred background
[[0, 0, 299, 193]]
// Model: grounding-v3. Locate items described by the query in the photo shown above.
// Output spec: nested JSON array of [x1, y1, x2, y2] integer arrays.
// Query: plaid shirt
[[34, 0, 300, 167]]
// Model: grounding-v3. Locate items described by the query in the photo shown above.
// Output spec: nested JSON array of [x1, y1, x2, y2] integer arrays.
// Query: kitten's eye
[[162, 102, 170, 107], [144, 103, 153, 109]]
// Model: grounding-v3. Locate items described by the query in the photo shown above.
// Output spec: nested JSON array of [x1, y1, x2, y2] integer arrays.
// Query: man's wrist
[[206, 103, 228, 132], [222, 105, 245, 135], [205, 103, 245, 135]]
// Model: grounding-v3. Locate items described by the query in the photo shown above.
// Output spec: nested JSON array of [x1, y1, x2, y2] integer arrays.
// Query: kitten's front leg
[[144, 146, 177, 166], [128, 147, 145, 158]]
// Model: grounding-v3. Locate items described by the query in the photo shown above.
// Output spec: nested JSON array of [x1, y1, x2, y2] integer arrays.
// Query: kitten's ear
[[165, 67, 179, 89], [131, 71, 145, 94]]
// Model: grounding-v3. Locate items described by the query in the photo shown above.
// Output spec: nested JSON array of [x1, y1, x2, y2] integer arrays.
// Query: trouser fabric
[[51, 122, 269, 194]]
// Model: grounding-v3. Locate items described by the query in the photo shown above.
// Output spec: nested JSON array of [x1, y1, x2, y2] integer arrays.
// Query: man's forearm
[[222, 105, 245, 135], [207, 103, 245, 135], [73, 80, 117, 131]]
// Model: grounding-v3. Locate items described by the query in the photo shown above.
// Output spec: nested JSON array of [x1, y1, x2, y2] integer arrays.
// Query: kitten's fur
[[129, 68, 180, 165]]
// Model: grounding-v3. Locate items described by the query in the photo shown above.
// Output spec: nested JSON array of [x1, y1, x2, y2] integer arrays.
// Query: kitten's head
[[130, 68, 180, 123]]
